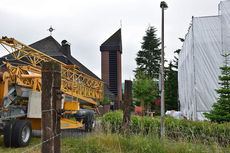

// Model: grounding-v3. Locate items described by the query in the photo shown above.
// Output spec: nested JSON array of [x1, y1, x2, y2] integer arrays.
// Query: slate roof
[[100, 29, 122, 52], [31, 36, 101, 80], [30, 36, 63, 56]]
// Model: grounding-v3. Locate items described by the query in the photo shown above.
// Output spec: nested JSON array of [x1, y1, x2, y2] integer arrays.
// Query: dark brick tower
[[100, 29, 122, 109]]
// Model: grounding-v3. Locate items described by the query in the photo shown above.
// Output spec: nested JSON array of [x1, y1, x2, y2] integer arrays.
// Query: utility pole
[[160, 1, 168, 139], [42, 61, 62, 153]]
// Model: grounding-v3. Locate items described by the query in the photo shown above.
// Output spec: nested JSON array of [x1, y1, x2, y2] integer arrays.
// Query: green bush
[[101, 111, 230, 145], [101, 110, 123, 132]]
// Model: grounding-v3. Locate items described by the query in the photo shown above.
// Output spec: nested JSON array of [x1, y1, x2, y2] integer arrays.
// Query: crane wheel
[[75, 109, 96, 132], [4, 120, 32, 147], [84, 114, 95, 132], [13, 120, 32, 147], [4, 120, 17, 147]]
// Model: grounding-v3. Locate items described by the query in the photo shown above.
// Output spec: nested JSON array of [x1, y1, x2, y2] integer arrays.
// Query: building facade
[[100, 29, 122, 109]]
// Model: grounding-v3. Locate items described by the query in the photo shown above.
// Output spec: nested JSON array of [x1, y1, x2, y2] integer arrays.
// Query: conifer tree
[[164, 39, 182, 111], [135, 26, 161, 79], [165, 62, 178, 110], [204, 54, 230, 123]]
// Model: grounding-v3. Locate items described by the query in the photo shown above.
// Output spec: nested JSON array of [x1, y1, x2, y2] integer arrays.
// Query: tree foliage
[[134, 26, 161, 79], [101, 94, 111, 106], [165, 62, 178, 111], [133, 73, 158, 115], [172, 49, 181, 69], [204, 54, 230, 123], [164, 40, 182, 111]]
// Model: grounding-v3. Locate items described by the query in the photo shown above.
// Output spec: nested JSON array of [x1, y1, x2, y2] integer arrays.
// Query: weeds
[[101, 110, 230, 146], [61, 132, 230, 153], [0, 111, 230, 153]]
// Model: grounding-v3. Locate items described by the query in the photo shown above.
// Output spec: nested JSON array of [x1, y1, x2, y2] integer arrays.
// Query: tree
[[164, 38, 183, 111], [101, 94, 111, 106], [133, 73, 158, 115], [172, 49, 181, 69], [165, 61, 178, 110], [204, 54, 230, 123], [134, 26, 161, 79]]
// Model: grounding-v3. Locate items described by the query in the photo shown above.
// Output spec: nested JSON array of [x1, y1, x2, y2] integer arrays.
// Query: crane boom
[[0, 37, 104, 105], [0, 36, 103, 146]]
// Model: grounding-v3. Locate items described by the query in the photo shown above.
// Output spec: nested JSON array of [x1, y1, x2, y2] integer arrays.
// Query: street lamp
[[160, 1, 168, 139]]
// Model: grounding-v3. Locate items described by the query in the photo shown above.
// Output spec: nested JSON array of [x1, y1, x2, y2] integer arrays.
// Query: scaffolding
[[178, 0, 230, 120]]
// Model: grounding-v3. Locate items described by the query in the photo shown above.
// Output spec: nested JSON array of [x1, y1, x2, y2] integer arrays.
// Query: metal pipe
[[160, 1, 168, 139]]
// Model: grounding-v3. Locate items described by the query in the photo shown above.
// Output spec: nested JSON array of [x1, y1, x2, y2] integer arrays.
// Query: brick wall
[[101, 50, 122, 109], [101, 51, 110, 85], [116, 51, 122, 109]]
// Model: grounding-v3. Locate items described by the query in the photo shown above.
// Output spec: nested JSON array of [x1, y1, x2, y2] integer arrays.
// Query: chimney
[[61, 40, 71, 57]]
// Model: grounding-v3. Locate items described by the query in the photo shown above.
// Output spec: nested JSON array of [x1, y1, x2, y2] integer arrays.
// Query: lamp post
[[160, 1, 168, 139]]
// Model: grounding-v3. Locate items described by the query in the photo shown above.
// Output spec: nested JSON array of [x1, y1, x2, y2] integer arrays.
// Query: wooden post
[[122, 80, 132, 134], [42, 61, 61, 153]]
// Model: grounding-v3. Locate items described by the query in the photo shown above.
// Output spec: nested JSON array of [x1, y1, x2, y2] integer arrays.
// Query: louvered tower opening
[[109, 51, 118, 95]]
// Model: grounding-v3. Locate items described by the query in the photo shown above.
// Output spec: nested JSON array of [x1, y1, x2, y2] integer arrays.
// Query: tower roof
[[100, 29, 122, 53]]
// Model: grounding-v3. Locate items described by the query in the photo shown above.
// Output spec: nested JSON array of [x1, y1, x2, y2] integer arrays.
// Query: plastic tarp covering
[[219, 1, 230, 55], [179, 0, 230, 120], [178, 16, 222, 121]]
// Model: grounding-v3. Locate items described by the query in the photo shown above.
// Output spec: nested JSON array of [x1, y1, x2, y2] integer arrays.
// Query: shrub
[[101, 111, 230, 145], [101, 110, 123, 132]]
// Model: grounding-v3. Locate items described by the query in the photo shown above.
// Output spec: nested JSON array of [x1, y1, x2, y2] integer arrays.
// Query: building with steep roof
[[100, 29, 122, 109]]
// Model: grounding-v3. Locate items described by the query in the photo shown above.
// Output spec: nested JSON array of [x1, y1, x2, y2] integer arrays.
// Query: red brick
[[101, 51, 110, 85]]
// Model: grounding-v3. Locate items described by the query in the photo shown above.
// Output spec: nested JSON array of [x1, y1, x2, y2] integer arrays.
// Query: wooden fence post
[[42, 61, 61, 153], [122, 80, 132, 134]]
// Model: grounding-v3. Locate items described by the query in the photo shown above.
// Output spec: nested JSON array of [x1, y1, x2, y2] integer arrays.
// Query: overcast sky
[[0, 0, 222, 82]]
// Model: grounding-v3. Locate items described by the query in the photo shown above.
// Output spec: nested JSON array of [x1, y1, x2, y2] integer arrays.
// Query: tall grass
[[1, 110, 229, 153], [61, 132, 230, 153], [0, 132, 229, 153], [101, 110, 230, 146]]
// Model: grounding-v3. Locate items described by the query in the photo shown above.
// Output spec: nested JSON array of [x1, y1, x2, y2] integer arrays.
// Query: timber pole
[[42, 61, 62, 153], [122, 80, 132, 134], [160, 1, 168, 139]]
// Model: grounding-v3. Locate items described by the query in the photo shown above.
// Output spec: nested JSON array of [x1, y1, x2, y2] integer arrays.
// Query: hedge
[[101, 110, 230, 145]]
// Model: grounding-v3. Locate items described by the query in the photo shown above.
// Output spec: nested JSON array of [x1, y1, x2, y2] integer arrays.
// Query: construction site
[[0, 0, 230, 153], [0, 26, 123, 151]]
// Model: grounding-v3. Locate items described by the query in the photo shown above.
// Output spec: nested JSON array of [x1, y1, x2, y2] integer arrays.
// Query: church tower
[[100, 29, 122, 109]]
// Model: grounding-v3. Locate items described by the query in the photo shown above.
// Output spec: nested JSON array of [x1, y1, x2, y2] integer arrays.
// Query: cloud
[[0, 0, 221, 82]]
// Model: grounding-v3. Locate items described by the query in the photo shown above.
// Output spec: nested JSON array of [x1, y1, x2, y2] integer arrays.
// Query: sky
[[0, 0, 223, 82]]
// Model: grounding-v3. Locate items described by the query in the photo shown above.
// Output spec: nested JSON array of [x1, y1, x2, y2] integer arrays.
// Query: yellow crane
[[0, 37, 104, 147]]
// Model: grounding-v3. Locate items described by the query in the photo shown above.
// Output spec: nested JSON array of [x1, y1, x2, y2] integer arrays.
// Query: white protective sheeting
[[178, 16, 222, 121], [219, 0, 230, 56], [179, 0, 230, 120]]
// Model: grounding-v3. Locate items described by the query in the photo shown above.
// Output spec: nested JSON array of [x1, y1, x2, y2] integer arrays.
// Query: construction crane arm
[[0, 37, 104, 106]]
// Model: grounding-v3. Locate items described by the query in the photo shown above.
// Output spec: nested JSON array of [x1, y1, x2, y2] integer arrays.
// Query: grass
[[61, 133, 230, 153], [0, 136, 40, 153], [0, 132, 229, 153], [0, 112, 229, 153], [101, 110, 230, 146]]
